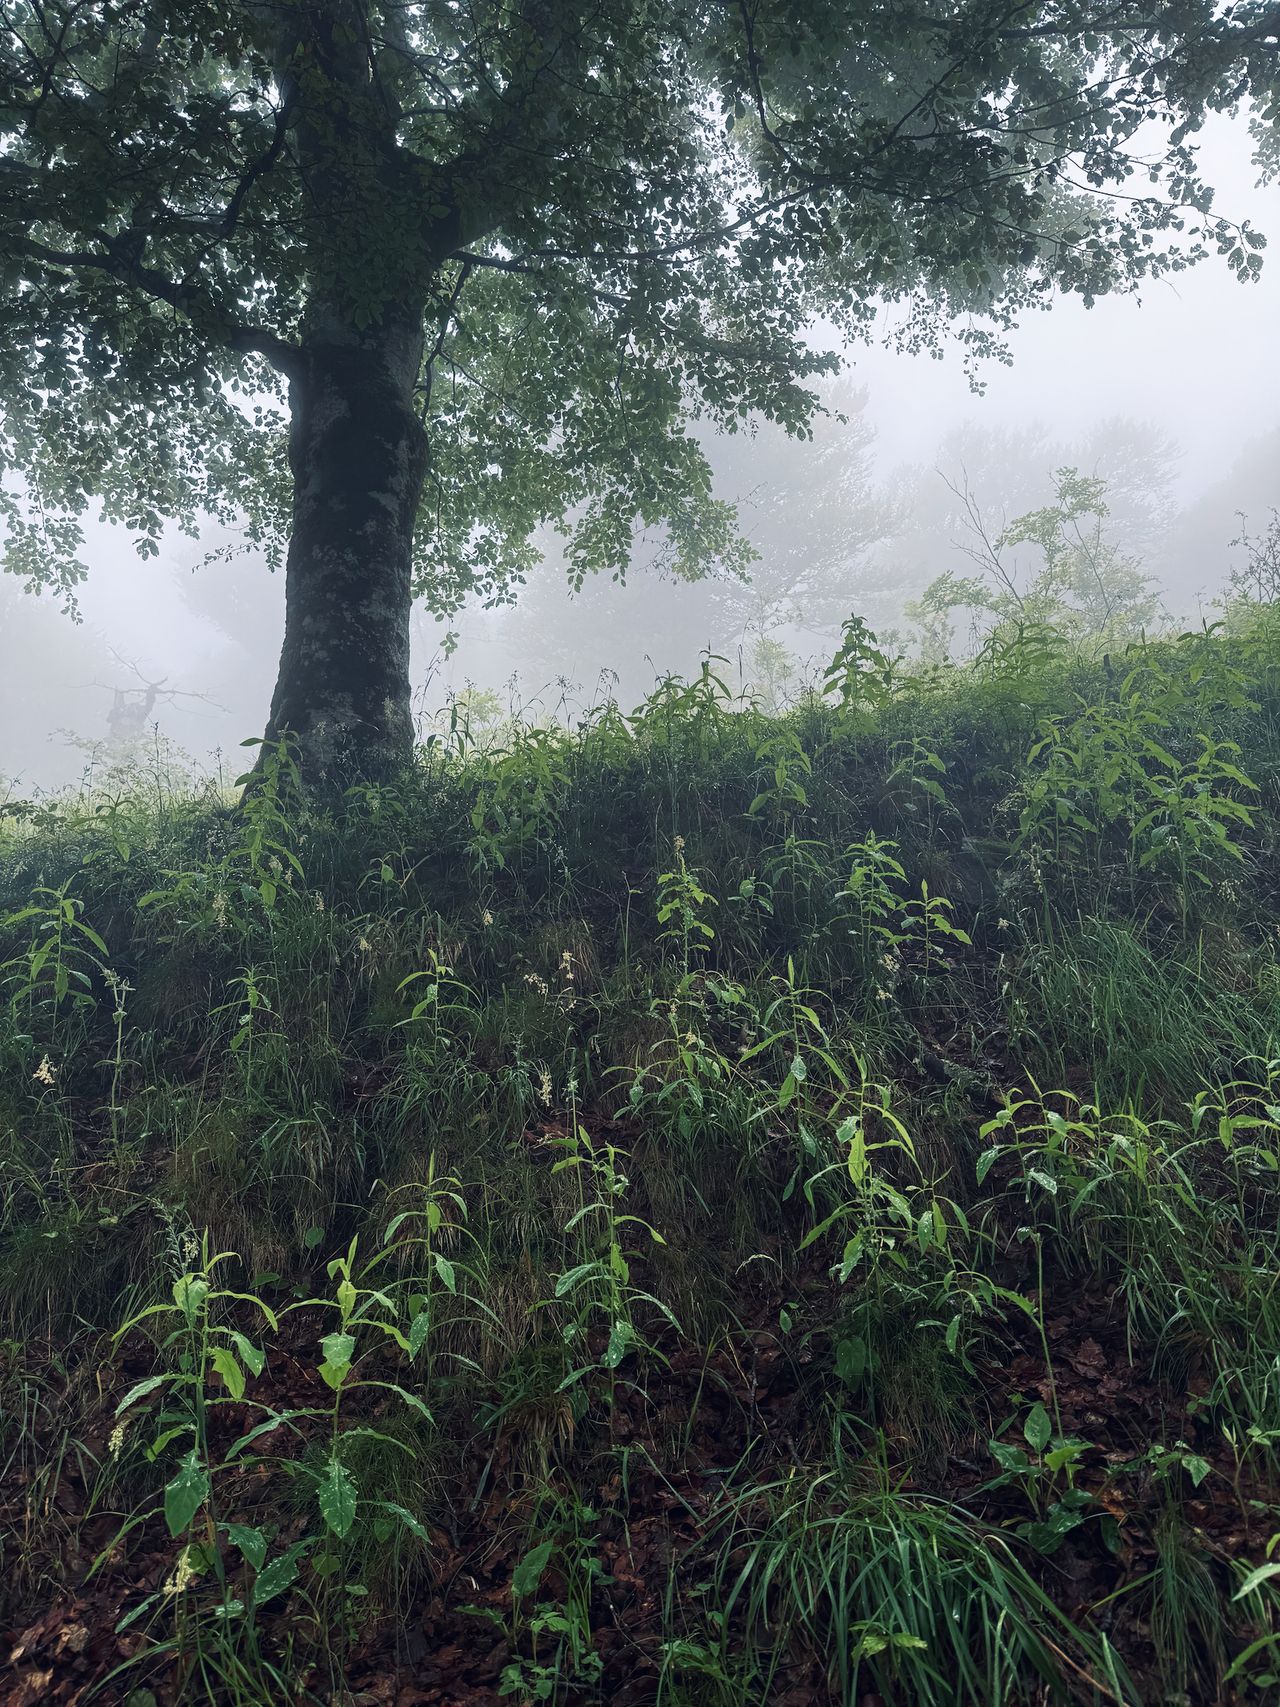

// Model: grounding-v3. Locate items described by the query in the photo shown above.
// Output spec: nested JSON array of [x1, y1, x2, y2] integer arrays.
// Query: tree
[[905, 467, 1163, 658], [1, 2, 1272, 784], [881, 416, 1180, 653], [1169, 426, 1280, 610], [506, 380, 904, 701]]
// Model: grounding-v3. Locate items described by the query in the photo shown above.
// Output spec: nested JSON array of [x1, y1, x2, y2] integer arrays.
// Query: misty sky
[[852, 117, 1279, 492], [2, 112, 1278, 792]]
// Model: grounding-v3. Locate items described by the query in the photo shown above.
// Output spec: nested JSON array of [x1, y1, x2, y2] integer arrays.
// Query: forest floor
[[3, 616, 1280, 1704]]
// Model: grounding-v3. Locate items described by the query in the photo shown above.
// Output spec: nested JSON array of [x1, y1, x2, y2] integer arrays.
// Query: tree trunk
[[261, 310, 427, 788]]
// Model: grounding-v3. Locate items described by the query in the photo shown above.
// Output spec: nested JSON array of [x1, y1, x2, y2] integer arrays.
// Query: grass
[[1, 609, 1280, 1703]]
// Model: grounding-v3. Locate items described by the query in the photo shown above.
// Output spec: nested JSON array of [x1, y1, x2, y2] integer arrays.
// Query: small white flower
[[482, 909, 494, 926], [32, 1054, 57, 1087], [163, 1546, 198, 1596], [108, 1420, 127, 1457]]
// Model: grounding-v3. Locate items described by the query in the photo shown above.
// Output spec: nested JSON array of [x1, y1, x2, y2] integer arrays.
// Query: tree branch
[[6, 230, 302, 377]]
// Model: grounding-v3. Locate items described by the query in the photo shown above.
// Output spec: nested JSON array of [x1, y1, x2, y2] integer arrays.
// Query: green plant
[[545, 1119, 678, 1400], [102, 1229, 438, 1696], [1, 878, 110, 1053], [694, 1471, 1133, 1704], [981, 1401, 1097, 1556]]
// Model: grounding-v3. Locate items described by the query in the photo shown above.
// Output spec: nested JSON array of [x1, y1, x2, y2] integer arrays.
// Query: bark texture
[[263, 311, 427, 786]]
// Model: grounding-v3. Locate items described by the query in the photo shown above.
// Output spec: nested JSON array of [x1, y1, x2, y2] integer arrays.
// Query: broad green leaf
[[1234, 1561, 1280, 1600], [1023, 1402, 1052, 1455], [554, 1261, 602, 1298], [318, 1330, 356, 1390], [209, 1345, 245, 1400], [164, 1450, 210, 1537], [224, 1523, 267, 1572], [379, 1502, 431, 1544], [408, 1310, 431, 1358], [603, 1319, 632, 1368], [115, 1373, 168, 1414], [834, 1335, 867, 1390], [1182, 1453, 1211, 1488], [227, 1331, 265, 1378], [318, 1459, 357, 1539], [512, 1538, 555, 1599], [254, 1542, 309, 1606], [172, 1274, 209, 1326]]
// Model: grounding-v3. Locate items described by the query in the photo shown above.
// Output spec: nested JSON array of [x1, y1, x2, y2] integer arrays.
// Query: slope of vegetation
[[3, 609, 1280, 1705]]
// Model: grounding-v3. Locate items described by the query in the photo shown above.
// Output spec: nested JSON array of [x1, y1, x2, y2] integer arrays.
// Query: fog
[[3, 114, 1277, 795]]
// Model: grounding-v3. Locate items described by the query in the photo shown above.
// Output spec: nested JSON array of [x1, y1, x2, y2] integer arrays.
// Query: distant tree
[[1225, 509, 1280, 606], [508, 382, 904, 698], [906, 467, 1163, 657], [1169, 427, 1280, 611], [0, 1, 1272, 783]]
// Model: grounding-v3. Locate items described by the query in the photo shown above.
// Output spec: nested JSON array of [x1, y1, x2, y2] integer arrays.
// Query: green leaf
[[164, 1450, 210, 1537], [318, 1459, 357, 1539], [1234, 1562, 1280, 1600], [366, 1379, 433, 1419], [990, 1438, 1030, 1473], [253, 1542, 309, 1606], [172, 1273, 209, 1326], [408, 1310, 431, 1358], [224, 1523, 267, 1572], [115, 1373, 168, 1415], [227, 1332, 266, 1378], [976, 1146, 1000, 1185], [554, 1261, 603, 1297], [834, 1335, 867, 1390], [209, 1345, 245, 1400], [846, 1121, 867, 1187], [379, 1502, 431, 1545], [433, 1253, 457, 1293], [512, 1538, 555, 1599], [318, 1330, 356, 1390], [603, 1319, 632, 1368], [1023, 1402, 1052, 1455]]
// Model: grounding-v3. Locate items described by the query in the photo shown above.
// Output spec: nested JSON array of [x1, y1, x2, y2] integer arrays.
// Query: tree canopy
[[1, 1, 1275, 776]]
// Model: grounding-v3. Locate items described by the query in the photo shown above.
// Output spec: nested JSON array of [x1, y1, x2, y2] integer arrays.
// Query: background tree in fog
[[1, 0, 1274, 783], [905, 465, 1165, 658], [509, 382, 905, 703]]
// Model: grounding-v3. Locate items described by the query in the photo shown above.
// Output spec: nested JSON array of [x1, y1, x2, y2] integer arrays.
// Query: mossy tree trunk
[[262, 307, 428, 787]]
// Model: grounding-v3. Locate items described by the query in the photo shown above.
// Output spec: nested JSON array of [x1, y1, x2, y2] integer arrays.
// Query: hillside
[[3, 612, 1280, 1705]]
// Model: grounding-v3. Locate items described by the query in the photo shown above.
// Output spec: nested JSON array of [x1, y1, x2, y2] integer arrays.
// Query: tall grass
[[2, 609, 1280, 1702]]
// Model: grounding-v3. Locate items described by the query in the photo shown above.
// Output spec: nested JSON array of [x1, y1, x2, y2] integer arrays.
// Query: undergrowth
[[2, 609, 1280, 1704]]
